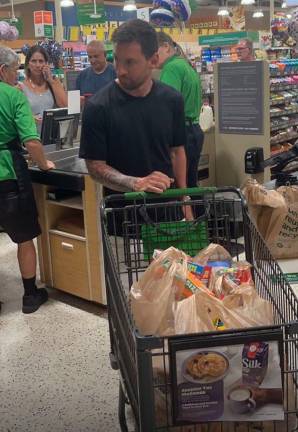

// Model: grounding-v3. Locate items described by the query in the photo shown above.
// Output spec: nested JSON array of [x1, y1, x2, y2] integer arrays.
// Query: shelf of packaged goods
[[270, 98, 298, 106], [268, 47, 292, 50], [270, 110, 298, 118], [271, 120, 298, 132], [270, 134, 298, 145], [270, 84, 298, 92], [270, 71, 298, 77]]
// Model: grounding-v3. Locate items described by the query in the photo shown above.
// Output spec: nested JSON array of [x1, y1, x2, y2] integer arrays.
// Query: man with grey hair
[[236, 38, 255, 61], [0, 45, 54, 314], [76, 40, 116, 97]]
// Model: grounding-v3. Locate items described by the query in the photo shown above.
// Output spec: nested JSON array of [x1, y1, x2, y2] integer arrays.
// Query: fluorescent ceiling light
[[282, 1, 287, 7], [217, 6, 229, 16], [253, 9, 264, 17], [241, 0, 255, 4], [61, 0, 74, 7], [123, 0, 137, 11]]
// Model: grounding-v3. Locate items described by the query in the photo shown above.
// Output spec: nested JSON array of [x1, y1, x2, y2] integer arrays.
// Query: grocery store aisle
[[0, 233, 121, 432]]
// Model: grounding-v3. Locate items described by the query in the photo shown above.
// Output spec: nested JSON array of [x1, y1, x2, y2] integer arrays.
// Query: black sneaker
[[22, 288, 49, 314]]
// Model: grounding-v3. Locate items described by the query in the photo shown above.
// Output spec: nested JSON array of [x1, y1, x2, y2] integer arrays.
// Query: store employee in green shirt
[[157, 32, 204, 188], [0, 46, 54, 314]]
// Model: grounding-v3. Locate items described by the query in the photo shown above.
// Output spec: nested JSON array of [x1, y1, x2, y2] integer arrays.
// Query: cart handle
[[124, 187, 217, 201]]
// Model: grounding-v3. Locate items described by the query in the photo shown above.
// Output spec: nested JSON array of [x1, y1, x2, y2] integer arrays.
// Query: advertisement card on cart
[[169, 328, 284, 425]]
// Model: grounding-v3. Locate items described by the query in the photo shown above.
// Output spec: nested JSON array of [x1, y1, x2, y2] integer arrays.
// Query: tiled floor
[[0, 233, 123, 432]]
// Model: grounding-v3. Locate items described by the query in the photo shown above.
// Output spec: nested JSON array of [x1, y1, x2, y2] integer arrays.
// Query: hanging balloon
[[7, 25, 19, 41], [150, 8, 175, 26], [38, 39, 63, 68], [0, 20, 11, 40], [21, 44, 30, 56], [152, 0, 173, 11], [271, 14, 289, 42], [171, 0, 191, 22]]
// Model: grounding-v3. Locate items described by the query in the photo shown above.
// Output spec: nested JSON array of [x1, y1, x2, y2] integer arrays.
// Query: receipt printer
[[245, 147, 264, 174]]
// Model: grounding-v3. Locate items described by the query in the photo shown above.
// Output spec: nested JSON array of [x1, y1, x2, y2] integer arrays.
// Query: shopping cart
[[100, 187, 298, 432]]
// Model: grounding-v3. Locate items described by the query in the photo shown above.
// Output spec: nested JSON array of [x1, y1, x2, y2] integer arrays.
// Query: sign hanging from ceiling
[[76, 1, 106, 25], [198, 31, 259, 46], [34, 11, 53, 38]]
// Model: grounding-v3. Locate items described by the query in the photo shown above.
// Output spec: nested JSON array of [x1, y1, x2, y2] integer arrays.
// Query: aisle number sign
[[34, 11, 53, 38], [137, 8, 150, 22]]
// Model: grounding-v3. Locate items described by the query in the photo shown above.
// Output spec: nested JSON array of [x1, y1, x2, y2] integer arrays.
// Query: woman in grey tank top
[[20, 46, 67, 134]]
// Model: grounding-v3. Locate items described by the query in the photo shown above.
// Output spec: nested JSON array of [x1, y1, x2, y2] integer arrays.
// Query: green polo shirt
[[0, 82, 39, 181], [160, 55, 202, 123]]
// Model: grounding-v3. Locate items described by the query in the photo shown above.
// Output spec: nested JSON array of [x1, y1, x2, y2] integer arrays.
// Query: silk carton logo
[[242, 358, 263, 368]]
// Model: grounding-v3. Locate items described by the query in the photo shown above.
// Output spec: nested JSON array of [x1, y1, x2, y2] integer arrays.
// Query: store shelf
[[267, 47, 292, 50], [270, 133, 298, 145], [46, 195, 83, 210], [270, 98, 298, 106], [270, 72, 298, 78], [270, 85, 298, 92], [271, 120, 298, 132], [270, 110, 298, 118]]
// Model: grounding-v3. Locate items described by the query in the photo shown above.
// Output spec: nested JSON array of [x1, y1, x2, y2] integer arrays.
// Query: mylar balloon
[[171, 0, 191, 22], [152, 0, 173, 11], [150, 8, 175, 26], [0, 21, 11, 40]]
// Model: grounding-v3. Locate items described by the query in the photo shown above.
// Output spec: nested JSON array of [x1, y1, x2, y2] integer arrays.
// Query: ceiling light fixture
[[281, 1, 287, 7], [241, 0, 255, 5], [10, 0, 18, 23], [253, 9, 264, 17], [123, 0, 137, 11], [60, 0, 74, 7], [217, 6, 229, 16], [90, 0, 102, 18], [287, 13, 292, 18]]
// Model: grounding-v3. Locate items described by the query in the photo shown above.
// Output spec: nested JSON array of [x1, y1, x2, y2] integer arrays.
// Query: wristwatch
[[183, 195, 191, 202]]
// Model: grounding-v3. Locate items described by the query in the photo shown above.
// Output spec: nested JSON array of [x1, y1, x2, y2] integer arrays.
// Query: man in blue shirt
[[76, 40, 116, 96]]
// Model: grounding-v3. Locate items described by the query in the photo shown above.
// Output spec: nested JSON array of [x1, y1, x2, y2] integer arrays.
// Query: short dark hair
[[112, 19, 158, 59], [25, 45, 49, 77], [156, 31, 176, 48]]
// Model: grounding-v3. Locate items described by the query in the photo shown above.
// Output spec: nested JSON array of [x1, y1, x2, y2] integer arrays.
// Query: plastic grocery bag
[[199, 103, 214, 132], [130, 247, 188, 336], [174, 284, 273, 335], [243, 179, 298, 259], [193, 243, 232, 265]]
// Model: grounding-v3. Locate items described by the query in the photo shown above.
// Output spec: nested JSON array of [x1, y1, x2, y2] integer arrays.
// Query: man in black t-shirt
[[79, 19, 190, 205]]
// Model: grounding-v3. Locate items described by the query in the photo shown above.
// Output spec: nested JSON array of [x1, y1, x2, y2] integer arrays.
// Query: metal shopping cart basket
[[100, 187, 298, 432]]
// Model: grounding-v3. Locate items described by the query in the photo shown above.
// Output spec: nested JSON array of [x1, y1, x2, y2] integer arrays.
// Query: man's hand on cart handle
[[133, 171, 174, 193]]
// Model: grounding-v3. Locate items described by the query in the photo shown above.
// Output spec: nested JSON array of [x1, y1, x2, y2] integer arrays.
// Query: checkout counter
[[29, 109, 106, 305]]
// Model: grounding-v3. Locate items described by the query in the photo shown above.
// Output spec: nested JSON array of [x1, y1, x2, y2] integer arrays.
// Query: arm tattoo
[[86, 160, 137, 192]]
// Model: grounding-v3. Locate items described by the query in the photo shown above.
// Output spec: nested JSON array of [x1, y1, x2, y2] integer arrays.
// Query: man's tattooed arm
[[86, 160, 137, 192]]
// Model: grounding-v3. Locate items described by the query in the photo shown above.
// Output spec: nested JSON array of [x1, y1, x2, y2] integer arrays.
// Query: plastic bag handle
[[124, 187, 217, 201]]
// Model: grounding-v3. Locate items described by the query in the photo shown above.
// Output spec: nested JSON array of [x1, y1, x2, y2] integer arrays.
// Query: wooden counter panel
[[50, 232, 90, 300]]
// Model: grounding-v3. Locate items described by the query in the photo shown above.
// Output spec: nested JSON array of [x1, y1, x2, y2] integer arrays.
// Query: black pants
[[185, 123, 204, 188]]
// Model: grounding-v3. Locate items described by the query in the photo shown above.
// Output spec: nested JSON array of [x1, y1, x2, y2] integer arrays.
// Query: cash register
[[41, 108, 80, 150]]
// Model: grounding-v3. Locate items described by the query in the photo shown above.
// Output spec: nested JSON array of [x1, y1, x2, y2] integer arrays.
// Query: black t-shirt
[[79, 80, 186, 180]]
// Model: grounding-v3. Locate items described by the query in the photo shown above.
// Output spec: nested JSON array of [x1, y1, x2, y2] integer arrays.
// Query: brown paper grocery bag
[[243, 180, 298, 259]]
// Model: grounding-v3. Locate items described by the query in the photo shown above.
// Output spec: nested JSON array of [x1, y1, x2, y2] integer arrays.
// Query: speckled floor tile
[[0, 233, 130, 432]]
